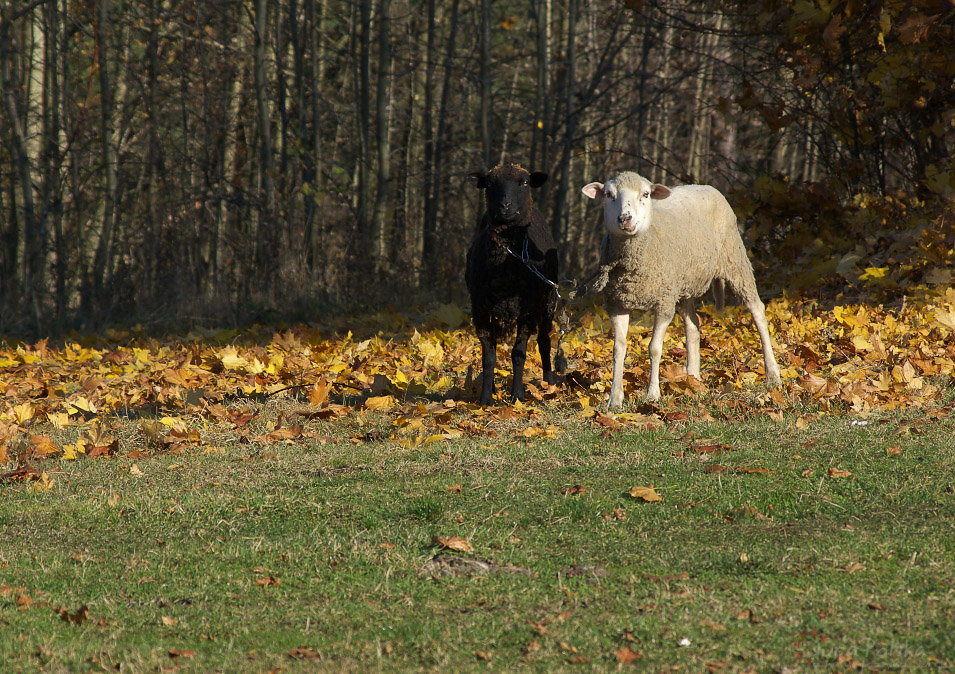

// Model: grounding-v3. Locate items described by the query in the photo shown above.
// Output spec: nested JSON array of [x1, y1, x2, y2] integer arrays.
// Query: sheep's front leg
[[537, 317, 557, 385], [745, 298, 782, 386], [677, 298, 701, 379], [510, 322, 533, 402], [608, 312, 630, 410], [478, 333, 497, 405], [646, 306, 676, 401]]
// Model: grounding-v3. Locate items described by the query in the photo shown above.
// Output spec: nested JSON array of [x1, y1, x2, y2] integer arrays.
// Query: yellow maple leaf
[[14, 402, 35, 424], [307, 379, 332, 406], [218, 346, 248, 370]]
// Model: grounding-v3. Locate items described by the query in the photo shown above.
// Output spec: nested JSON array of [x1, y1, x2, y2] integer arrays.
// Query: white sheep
[[581, 171, 781, 408]]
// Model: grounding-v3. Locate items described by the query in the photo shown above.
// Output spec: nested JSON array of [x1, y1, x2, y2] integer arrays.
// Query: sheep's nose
[[618, 213, 632, 225]]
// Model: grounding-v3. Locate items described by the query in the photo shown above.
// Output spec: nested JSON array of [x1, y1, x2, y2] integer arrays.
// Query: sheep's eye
[[642, 191, 649, 198], [521, 179, 528, 186]]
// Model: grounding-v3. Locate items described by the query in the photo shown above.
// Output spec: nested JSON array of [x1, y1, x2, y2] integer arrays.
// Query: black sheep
[[465, 164, 560, 405]]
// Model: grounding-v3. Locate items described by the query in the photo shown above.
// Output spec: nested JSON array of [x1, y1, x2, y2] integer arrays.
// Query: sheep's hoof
[[607, 392, 625, 410]]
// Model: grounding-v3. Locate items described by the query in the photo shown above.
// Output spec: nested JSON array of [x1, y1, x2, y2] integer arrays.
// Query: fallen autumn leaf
[[629, 485, 662, 502], [432, 535, 474, 552]]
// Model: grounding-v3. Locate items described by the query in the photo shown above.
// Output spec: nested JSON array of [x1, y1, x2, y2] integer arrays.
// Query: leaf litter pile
[[2, 287, 954, 480]]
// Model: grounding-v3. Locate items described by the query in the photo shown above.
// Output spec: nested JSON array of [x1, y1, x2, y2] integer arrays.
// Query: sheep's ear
[[529, 172, 547, 188], [650, 184, 671, 200], [467, 172, 488, 189], [581, 182, 605, 199]]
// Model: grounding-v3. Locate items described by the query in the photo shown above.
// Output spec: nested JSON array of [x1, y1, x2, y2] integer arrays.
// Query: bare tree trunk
[[25, 5, 46, 322], [0, 15, 34, 311], [144, 0, 162, 301], [635, 13, 652, 174], [530, 0, 547, 170], [420, 0, 437, 283], [497, 66, 523, 165], [58, 0, 78, 320], [47, 0, 67, 322], [215, 9, 251, 301], [371, 0, 392, 268], [355, 0, 372, 253], [396, 12, 423, 276], [422, 0, 459, 283], [478, 0, 492, 168], [253, 0, 275, 279], [688, 15, 722, 183], [532, 0, 552, 212], [551, 0, 578, 242], [652, 23, 675, 183], [88, 0, 121, 312], [304, 0, 327, 272]]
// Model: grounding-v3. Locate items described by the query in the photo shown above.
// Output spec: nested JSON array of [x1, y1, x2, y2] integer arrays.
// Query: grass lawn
[[2, 397, 953, 673]]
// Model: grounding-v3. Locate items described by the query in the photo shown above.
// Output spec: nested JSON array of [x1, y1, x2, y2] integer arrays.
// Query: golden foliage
[[0, 287, 953, 469]]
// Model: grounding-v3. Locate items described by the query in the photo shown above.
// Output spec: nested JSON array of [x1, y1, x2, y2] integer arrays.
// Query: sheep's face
[[581, 173, 671, 238], [470, 166, 547, 225]]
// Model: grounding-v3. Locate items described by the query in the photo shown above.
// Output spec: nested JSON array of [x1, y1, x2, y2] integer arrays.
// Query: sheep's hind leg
[[608, 312, 630, 410], [746, 298, 781, 386], [509, 322, 533, 402], [677, 298, 701, 379], [478, 333, 497, 405], [727, 274, 780, 387], [646, 306, 676, 402]]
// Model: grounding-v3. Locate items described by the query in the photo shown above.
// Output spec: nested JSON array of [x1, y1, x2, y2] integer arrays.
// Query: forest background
[[1, 0, 953, 335]]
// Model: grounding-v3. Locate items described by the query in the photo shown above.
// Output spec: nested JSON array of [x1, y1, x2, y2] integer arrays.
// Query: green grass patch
[[2, 404, 954, 672]]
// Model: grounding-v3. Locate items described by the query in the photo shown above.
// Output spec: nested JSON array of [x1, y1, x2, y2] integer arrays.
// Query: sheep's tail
[[711, 278, 725, 314]]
